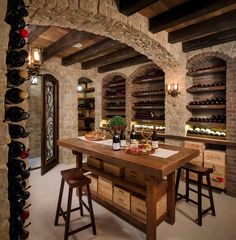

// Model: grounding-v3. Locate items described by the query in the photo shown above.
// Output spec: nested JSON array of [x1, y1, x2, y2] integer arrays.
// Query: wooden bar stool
[[175, 163, 216, 226], [54, 168, 96, 240]]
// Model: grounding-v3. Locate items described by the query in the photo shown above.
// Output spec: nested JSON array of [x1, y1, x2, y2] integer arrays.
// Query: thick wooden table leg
[[166, 172, 176, 225], [146, 176, 159, 240], [72, 151, 83, 169]]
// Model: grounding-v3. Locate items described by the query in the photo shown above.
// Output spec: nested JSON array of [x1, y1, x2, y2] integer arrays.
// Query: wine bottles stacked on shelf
[[186, 59, 226, 140], [102, 75, 126, 119], [132, 67, 165, 129], [5, 1, 31, 239]]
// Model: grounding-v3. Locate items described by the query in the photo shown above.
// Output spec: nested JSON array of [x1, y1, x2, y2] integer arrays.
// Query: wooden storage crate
[[125, 168, 146, 185], [184, 141, 204, 164], [113, 186, 131, 211], [98, 177, 113, 201], [87, 156, 103, 169], [203, 150, 226, 189], [86, 174, 98, 193], [131, 193, 167, 221], [103, 162, 125, 177]]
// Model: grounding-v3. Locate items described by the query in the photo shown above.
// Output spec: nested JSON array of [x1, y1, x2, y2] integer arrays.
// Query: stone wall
[[0, 0, 10, 239]]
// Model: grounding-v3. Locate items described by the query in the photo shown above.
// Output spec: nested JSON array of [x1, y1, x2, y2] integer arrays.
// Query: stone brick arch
[[29, 1, 179, 71], [102, 72, 128, 84]]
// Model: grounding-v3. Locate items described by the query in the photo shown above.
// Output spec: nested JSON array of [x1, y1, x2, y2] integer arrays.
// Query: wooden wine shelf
[[132, 76, 164, 84], [187, 66, 226, 77], [187, 133, 226, 140], [104, 107, 125, 110], [79, 107, 95, 110], [104, 95, 125, 99], [132, 119, 165, 125], [82, 164, 146, 196], [186, 121, 226, 128], [186, 104, 226, 110], [103, 82, 125, 88], [132, 91, 165, 97], [78, 97, 95, 101], [187, 85, 226, 93], [78, 117, 95, 121], [81, 87, 95, 93], [133, 106, 165, 110]]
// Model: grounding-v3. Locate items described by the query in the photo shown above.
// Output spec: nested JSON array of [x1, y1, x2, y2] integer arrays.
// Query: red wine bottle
[[6, 50, 29, 68], [9, 124, 30, 139], [8, 161, 30, 180], [5, 88, 29, 104], [5, 107, 30, 122], [9, 31, 26, 49], [7, 69, 29, 87], [8, 140, 29, 159]]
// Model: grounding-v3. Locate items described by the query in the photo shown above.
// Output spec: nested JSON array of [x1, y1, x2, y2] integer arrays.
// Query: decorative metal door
[[41, 74, 59, 175]]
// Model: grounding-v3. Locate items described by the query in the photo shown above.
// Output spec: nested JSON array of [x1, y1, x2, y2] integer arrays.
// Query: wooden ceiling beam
[[29, 25, 50, 42], [43, 30, 95, 61], [62, 39, 125, 66], [98, 55, 151, 73], [81, 47, 139, 70], [117, 0, 160, 16], [169, 10, 236, 43], [149, 0, 236, 33], [182, 28, 236, 52]]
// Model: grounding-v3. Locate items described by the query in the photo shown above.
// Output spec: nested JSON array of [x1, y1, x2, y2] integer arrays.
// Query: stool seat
[[176, 163, 216, 226], [61, 168, 91, 188], [55, 168, 96, 240]]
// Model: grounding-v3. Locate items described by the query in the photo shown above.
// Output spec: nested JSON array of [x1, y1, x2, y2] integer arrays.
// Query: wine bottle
[[130, 125, 136, 144], [112, 132, 120, 151], [8, 190, 30, 202], [5, 88, 29, 104], [8, 161, 30, 179], [120, 130, 126, 148], [8, 140, 29, 159], [6, 50, 29, 68], [151, 127, 159, 149], [9, 124, 30, 139], [9, 31, 26, 49], [5, 107, 30, 122], [7, 69, 29, 87]]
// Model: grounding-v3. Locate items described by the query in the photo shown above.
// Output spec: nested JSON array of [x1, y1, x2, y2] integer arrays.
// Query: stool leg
[[175, 168, 181, 201], [78, 187, 84, 216], [186, 169, 189, 202], [64, 187, 73, 240], [86, 184, 96, 235], [206, 174, 216, 216], [55, 178, 65, 226], [197, 174, 202, 226]]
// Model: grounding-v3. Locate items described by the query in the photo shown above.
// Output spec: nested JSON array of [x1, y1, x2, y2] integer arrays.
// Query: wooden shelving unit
[[103, 82, 125, 88], [132, 76, 164, 84], [187, 66, 226, 77], [132, 91, 165, 97], [186, 121, 225, 128], [186, 104, 226, 110], [187, 133, 226, 140], [187, 85, 226, 93], [104, 95, 125, 99], [104, 107, 125, 110], [132, 119, 165, 125], [133, 106, 165, 110]]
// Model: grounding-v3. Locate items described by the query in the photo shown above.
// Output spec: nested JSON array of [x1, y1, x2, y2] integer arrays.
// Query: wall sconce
[[166, 83, 180, 97], [31, 76, 38, 85], [77, 84, 83, 92], [31, 47, 42, 66]]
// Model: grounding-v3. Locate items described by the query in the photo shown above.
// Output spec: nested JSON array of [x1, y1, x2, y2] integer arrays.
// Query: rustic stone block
[[0, 50, 7, 74], [0, 220, 9, 240], [0, 145, 8, 166], [0, 122, 10, 145]]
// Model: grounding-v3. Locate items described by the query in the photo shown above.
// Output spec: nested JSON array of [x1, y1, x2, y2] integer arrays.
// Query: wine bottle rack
[[187, 65, 226, 77], [5, 1, 32, 239]]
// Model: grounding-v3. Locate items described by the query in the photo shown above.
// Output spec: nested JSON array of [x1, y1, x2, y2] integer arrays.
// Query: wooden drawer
[[87, 156, 103, 169], [103, 162, 125, 177], [98, 177, 113, 201], [131, 194, 167, 221], [86, 174, 98, 193], [125, 168, 146, 185], [113, 186, 131, 211]]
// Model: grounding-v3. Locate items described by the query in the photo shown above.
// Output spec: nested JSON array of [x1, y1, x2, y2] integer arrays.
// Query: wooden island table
[[58, 138, 199, 240]]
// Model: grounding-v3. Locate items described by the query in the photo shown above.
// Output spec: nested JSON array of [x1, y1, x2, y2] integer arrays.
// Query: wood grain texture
[[29, 26, 50, 42]]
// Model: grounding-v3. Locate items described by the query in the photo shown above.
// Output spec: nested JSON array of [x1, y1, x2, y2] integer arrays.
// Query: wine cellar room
[[1, 1, 236, 240]]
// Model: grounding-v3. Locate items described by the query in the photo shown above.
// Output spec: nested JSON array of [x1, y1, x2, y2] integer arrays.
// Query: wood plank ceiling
[[117, 0, 236, 52], [29, 26, 151, 72]]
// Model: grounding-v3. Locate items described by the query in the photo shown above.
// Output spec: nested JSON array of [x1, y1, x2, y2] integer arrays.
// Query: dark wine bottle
[[120, 130, 126, 148], [8, 140, 29, 159], [6, 50, 29, 68], [8, 160, 30, 180], [9, 124, 30, 139], [7, 69, 29, 87], [151, 127, 158, 149], [8, 190, 30, 202], [9, 31, 26, 49], [5, 107, 30, 122], [130, 125, 136, 144], [5, 88, 29, 104], [112, 132, 120, 151]]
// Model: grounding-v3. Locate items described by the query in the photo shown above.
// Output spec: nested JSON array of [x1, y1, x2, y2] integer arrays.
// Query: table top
[[58, 138, 199, 178]]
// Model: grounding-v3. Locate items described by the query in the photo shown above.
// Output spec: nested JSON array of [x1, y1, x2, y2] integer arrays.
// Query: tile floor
[[29, 164, 236, 240]]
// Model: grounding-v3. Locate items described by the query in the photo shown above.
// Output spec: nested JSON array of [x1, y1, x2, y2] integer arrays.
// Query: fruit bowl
[[125, 142, 155, 155], [84, 131, 106, 141]]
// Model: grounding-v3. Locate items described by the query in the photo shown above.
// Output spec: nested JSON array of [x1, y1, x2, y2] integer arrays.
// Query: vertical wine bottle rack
[[5, 0, 31, 239]]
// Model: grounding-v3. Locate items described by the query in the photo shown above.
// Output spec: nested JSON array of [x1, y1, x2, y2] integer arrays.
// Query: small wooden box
[[125, 168, 146, 185], [131, 194, 167, 221], [113, 186, 131, 211], [203, 160, 226, 189], [86, 174, 98, 193], [87, 156, 103, 169], [204, 150, 226, 163], [184, 141, 205, 153], [103, 162, 125, 177], [98, 177, 113, 201]]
